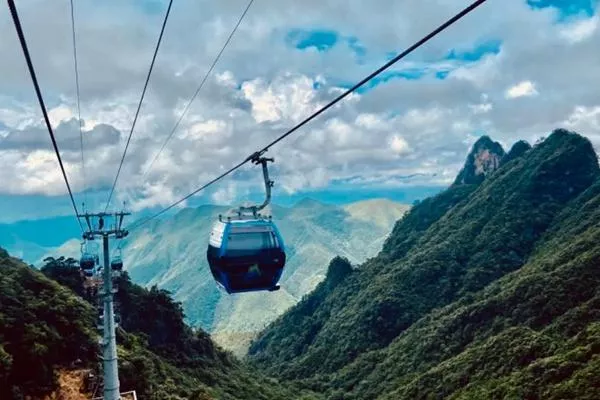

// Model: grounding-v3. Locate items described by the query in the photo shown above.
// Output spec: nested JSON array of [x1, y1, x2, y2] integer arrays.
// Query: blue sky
[[0, 0, 599, 226], [286, 29, 340, 52], [527, 0, 597, 19]]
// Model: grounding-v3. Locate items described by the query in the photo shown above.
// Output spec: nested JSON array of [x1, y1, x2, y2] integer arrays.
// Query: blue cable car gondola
[[207, 217, 285, 293], [206, 155, 286, 294], [80, 253, 95, 271], [111, 249, 123, 271], [80, 241, 98, 277]]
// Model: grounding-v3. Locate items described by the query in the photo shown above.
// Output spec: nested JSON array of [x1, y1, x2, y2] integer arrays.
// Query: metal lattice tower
[[79, 211, 129, 400]]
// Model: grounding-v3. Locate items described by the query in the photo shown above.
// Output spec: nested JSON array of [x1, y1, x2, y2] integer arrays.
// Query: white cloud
[[129, 181, 182, 211], [469, 102, 492, 114], [211, 183, 239, 205], [180, 119, 229, 142], [207, 180, 258, 207], [560, 105, 600, 151], [356, 113, 387, 130], [215, 70, 237, 88], [0, 103, 37, 129], [280, 167, 331, 194], [505, 81, 539, 99], [1, 0, 600, 216], [451, 120, 474, 133], [389, 135, 411, 155], [241, 73, 322, 124], [560, 16, 598, 44], [400, 107, 446, 131], [564, 106, 600, 134], [48, 105, 75, 127], [0, 150, 70, 196], [450, 53, 502, 87]]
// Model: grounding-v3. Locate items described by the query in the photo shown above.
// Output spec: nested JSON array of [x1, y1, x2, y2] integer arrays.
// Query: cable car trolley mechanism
[[207, 154, 286, 294]]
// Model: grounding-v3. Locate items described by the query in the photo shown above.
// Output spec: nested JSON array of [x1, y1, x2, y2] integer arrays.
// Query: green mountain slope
[[248, 184, 478, 377], [0, 249, 97, 399], [247, 129, 600, 399], [0, 249, 313, 400], [323, 178, 600, 399], [330, 157, 600, 400]]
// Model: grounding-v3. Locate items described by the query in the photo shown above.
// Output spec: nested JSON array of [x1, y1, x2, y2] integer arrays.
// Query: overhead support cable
[[8, 0, 83, 232], [128, 160, 249, 230], [69, 0, 87, 211], [104, 0, 174, 212], [131, 0, 490, 231], [140, 0, 255, 180]]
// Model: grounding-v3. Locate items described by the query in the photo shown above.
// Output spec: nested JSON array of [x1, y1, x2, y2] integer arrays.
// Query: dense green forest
[[3, 129, 600, 399], [1, 252, 314, 399], [0, 249, 97, 399], [248, 129, 600, 399]]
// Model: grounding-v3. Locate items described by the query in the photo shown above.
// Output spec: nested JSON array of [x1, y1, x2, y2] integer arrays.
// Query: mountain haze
[[344, 199, 410, 229], [119, 198, 408, 355], [248, 129, 600, 399], [6, 129, 600, 399]]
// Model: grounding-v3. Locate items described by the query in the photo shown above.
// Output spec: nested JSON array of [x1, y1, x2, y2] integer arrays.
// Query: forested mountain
[[0, 250, 313, 400], [6, 129, 600, 399], [0, 249, 96, 399], [248, 129, 600, 399]]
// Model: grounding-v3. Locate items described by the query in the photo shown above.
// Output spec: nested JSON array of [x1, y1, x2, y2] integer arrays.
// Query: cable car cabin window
[[226, 231, 275, 256]]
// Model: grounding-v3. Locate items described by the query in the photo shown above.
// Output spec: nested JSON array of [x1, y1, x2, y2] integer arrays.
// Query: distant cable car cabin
[[80, 253, 95, 271], [111, 249, 123, 271], [80, 241, 98, 277], [206, 155, 286, 294]]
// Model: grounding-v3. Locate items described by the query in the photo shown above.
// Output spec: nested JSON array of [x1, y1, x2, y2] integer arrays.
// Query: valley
[[119, 198, 409, 356], [3, 130, 600, 399], [33, 198, 408, 356]]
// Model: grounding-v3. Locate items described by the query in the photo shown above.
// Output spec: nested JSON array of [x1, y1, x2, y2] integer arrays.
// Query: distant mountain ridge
[[344, 199, 410, 229], [0, 216, 80, 263], [112, 198, 408, 356], [247, 129, 600, 399], [23, 198, 405, 355]]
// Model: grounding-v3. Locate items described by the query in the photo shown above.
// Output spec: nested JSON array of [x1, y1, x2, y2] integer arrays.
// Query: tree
[[41, 257, 86, 298]]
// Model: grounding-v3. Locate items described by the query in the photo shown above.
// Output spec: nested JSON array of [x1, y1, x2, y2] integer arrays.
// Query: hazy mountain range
[[5, 129, 600, 399], [121, 198, 408, 355], [31, 198, 408, 355]]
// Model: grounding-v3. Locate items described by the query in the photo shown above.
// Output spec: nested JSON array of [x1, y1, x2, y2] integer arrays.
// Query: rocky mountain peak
[[454, 135, 505, 185], [501, 140, 532, 165]]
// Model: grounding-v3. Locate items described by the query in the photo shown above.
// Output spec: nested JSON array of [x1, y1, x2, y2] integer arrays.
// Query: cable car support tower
[[79, 211, 130, 400]]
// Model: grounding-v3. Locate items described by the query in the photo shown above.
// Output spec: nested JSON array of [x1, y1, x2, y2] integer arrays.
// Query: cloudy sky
[[0, 0, 599, 222]]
